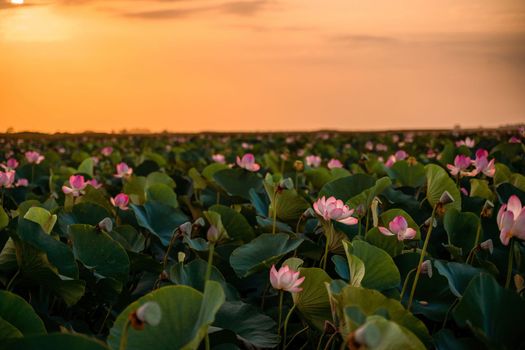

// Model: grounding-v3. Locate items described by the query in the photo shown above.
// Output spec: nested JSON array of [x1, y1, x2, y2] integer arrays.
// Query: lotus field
[[1, 130, 525, 350]]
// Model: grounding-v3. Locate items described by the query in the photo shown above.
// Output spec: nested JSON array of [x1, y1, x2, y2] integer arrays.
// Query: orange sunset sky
[[1, 0, 524, 133]]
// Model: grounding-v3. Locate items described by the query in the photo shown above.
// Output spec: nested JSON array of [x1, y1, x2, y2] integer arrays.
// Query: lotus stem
[[321, 221, 333, 270], [204, 243, 215, 284], [6, 269, 20, 291], [505, 239, 514, 289], [407, 203, 437, 311], [399, 268, 416, 301], [284, 325, 308, 350], [282, 303, 296, 348], [272, 192, 279, 235], [162, 229, 180, 271], [205, 334, 210, 350], [277, 290, 284, 336], [119, 318, 131, 350]]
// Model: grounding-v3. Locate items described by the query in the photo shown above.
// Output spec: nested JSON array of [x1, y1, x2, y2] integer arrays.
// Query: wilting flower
[[269, 264, 305, 293], [446, 155, 472, 177], [420, 260, 433, 278], [212, 154, 226, 164], [378, 216, 417, 241], [130, 302, 162, 330], [472, 149, 495, 177], [313, 196, 358, 225], [456, 137, 475, 148], [25, 151, 44, 164], [327, 158, 343, 169], [62, 175, 87, 197], [87, 179, 103, 189], [101, 147, 113, 156], [305, 155, 322, 168], [0, 170, 16, 188], [114, 162, 133, 178], [497, 195, 525, 246], [15, 178, 28, 187], [479, 239, 494, 254], [111, 193, 130, 210], [236, 153, 260, 172], [1, 158, 19, 171]]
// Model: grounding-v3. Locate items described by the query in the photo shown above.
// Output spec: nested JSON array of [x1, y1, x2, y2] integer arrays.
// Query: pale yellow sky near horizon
[[1, 0, 524, 133]]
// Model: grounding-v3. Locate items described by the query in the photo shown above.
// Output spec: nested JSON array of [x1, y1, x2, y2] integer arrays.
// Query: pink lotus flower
[[0, 170, 16, 188], [456, 137, 475, 148], [62, 175, 87, 197], [101, 147, 113, 156], [375, 143, 388, 152], [114, 162, 133, 178], [378, 216, 417, 241], [305, 155, 322, 168], [212, 154, 226, 164], [1, 158, 19, 171], [87, 179, 103, 189], [241, 142, 253, 150], [236, 154, 260, 172], [497, 195, 525, 246], [384, 150, 408, 167], [327, 159, 343, 169], [313, 196, 358, 225], [472, 149, 495, 177], [111, 193, 130, 210], [25, 151, 44, 164], [269, 264, 305, 293], [15, 178, 28, 187], [365, 141, 374, 151], [446, 155, 472, 177]]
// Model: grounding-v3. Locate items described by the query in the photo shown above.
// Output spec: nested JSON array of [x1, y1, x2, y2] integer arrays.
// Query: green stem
[[321, 222, 333, 270], [205, 334, 210, 350], [282, 303, 296, 348], [119, 319, 131, 350], [365, 209, 370, 234], [505, 239, 514, 289], [284, 325, 308, 350], [399, 268, 416, 302], [204, 243, 215, 284], [6, 269, 20, 291], [277, 291, 284, 336], [407, 204, 437, 311], [322, 332, 338, 350], [272, 192, 279, 235], [162, 229, 180, 271]]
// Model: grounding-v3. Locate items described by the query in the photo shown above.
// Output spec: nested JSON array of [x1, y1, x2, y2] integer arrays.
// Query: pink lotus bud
[[101, 147, 113, 156], [206, 225, 221, 243], [269, 264, 305, 293], [378, 215, 417, 241], [0, 170, 16, 188], [313, 196, 358, 225], [497, 195, 525, 246], [25, 151, 44, 164], [110, 193, 130, 210], [114, 162, 133, 178], [236, 154, 260, 172]]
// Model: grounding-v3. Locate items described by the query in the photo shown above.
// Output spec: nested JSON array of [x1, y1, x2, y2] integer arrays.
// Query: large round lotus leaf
[[131, 201, 189, 246], [0, 317, 23, 339], [72, 202, 112, 226], [432, 329, 483, 350], [110, 225, 145, 253], [0, 207, 8, 230], [347, 177, 392, 212], [350, 240, 401, 291], [292, 267, 332, 331], [69, 224, 129, 292], [2, 333, 109, 350], [433, 260, 484, 298], [443, 208, 479, 256], [108, 283, 225, 350], [304, 168, 333, 190], [387, 161, 426, 188], [229, 233, 303, 278], [124, 176, 147, 204], [77, 157, 94, 177], [270, 189, 310, 222], [469, 179, 494, 201], [145, 171, 176, 189], [424, 164, 461, 210], [209, 204, 255, 242], [352, 315, 425, 350], [77, 187, 115, 214], [0, 291, 46, 337], [23, 207, 57, 234], [214, 301, 279, 348], [17, 218, 78, 279], [453, 274, 525, 349], [327, 282, 431, 346], [145, 183, 178, 208], [365, 227, 403, 258], [202, 163, 229, 182], [319, 174, 376, 203], [213, 168, 263, 200]]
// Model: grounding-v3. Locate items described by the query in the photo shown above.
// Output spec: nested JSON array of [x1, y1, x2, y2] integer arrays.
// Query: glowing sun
[[10, 0, 24, 4]]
